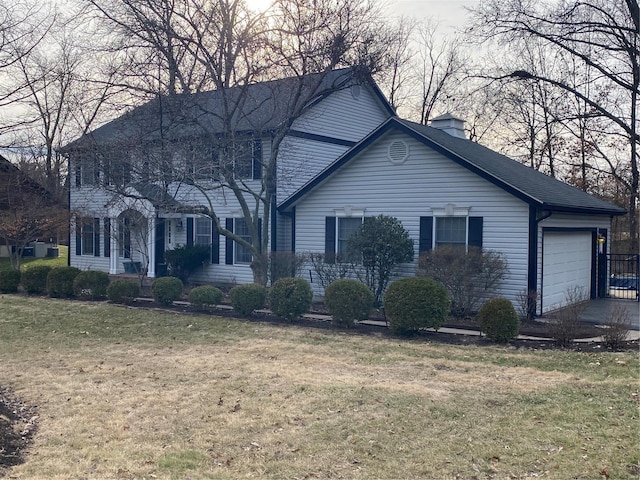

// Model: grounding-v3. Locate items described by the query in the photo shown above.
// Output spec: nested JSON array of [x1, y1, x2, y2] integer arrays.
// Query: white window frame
[[234, 218, 253, 264], [194, 218, 212, 246], [80, 219, 96, 256], [432, 205, 471, 251]]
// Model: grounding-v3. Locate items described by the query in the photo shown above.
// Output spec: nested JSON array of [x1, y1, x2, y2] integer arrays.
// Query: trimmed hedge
[[152, 276, 184, 306], [0, 269, 21, 293], [269, 277, 313, 322], [383, 277, 450, 335], [47, 267, 81, 298], [107, 279, 140, 304], [73, 270, 110, 300], [324, 279, 374, 327], [21, 266, 52, 294], [188, 285, 224, 310], [230, 284, 267, 317], [477, 297, 520, 343]]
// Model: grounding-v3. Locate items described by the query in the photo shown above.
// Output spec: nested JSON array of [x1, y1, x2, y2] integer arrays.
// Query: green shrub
[[383, 277, 450, 335], [229, 284, 267, 317], [188, 285, 224, 310], [107, 279, 140, 304], [324, 279, 374, 327], [152, 276, 184, 306], [73, 270, 111, 300], [477, 297, 520, 343], [269, 277, 313, 322], [47, 266, 81, 298], [0, 269, 21, 293], [21, 265, 52, 294], [164, 245, 210, 283]]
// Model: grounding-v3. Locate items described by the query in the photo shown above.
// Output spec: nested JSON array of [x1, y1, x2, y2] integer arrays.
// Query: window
[[75, 217, 99, 257], [435, 217, 466, 248], [324, 215, 363, 263], [75, 158, 97, 187], [105, 160, 131, 187], [234, 218, 253, 264], [215, 139, 262, 180], [419, 214, 483, 253], [337, 217, 362, 260], [195, 218, 212, 246], [118, 218, 131, 258]]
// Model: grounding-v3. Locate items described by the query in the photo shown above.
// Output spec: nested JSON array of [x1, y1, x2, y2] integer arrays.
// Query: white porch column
[[147, 216, 156, 278], [109, 218, 118, 274]]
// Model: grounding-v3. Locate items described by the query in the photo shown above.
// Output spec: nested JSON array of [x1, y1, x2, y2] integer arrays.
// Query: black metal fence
[[606, 253, 639, 300]]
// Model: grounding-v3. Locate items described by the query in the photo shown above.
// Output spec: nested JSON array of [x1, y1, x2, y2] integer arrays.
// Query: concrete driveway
[[579, 298, 639, 331]]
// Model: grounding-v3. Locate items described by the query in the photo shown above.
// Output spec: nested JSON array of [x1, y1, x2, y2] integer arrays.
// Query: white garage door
[[542, 231, 593, 312]]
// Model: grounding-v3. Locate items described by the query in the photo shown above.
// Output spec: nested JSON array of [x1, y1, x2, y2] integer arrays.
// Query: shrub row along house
[[62, 68, 624, 315]]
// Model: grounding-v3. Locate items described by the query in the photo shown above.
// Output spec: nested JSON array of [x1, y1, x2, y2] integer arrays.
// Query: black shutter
[[257, 218, 263, 250], [104, 218, 110, 257], [252, 139, 262, 180], [211, 220, 220, 264], [94, 218, 100, 256], [468, 217, 483, 248], [419, 216, 433, 253], [186, 218, 194, 246], [225, 218, 234, 265], [75, 218, 82, 256], [325, 216, 336, 264]]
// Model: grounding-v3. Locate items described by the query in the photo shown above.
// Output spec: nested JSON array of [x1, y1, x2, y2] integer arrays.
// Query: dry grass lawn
[[0, 295, 638, 479]]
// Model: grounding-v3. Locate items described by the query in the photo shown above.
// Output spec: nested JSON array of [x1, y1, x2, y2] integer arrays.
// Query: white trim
[[334, 206, 365, 218], [432, 204, 470, 217]]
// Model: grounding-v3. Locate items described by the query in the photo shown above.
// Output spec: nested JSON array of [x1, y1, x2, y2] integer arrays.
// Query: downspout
[[527, 207, 552, 317]]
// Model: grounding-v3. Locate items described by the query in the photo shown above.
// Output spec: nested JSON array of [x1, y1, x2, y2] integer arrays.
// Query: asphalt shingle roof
[[279, 117, 626, 216], [63, 68, 393, 151]]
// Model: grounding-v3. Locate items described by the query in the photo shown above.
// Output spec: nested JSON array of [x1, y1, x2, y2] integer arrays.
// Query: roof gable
[[279, 117, 625, 216]]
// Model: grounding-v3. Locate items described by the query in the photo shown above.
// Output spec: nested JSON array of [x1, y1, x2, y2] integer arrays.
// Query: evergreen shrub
[[0, 269, 21, 293], [21, 266, 52, 294], [107, 279, 140, 304], [188, 285, 224, 310], [152, 276, 184, 306], [477, 297, 520, 343], [73, 270, 110, 300], [324, 279, 374, 327], [383, 277, 450, 335], [269, 277, 313, 322], [229, 284, 267, 317], [47, 266, 81, 298]]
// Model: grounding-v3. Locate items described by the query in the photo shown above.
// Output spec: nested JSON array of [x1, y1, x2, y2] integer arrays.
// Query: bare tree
[[413, 20, 466, 125], [468, 0, 640, 251], [0, 156, 67, 269], [76, 0, 393, 284]]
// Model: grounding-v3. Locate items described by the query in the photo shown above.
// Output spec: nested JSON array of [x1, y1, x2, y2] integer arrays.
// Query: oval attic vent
[[388, 140, 409, 164]]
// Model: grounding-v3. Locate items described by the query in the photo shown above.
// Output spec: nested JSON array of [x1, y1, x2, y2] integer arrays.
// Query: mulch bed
[[1, 296, 637, 476], [0, 387, 38, 478]]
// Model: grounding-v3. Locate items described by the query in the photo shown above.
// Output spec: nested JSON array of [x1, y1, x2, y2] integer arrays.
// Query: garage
[[542, 230, 593, 312]]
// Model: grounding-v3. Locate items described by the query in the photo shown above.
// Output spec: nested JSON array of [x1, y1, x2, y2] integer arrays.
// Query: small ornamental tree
[[347, 215, 414, 305], [418, 246, 508, 317]]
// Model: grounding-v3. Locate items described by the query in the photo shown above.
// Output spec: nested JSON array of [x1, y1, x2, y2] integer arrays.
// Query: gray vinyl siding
[[277, 137, 350, 201], [292, 131, 531, 304], [292, 86, 390, 140]]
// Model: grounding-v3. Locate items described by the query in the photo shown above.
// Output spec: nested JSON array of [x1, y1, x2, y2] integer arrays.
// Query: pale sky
[[245, 0, 481, 32]]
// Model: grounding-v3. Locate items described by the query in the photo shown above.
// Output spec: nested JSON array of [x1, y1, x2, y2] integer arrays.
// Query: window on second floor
[[214, 139, 262, 181], [75, 158, 98, 187]]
